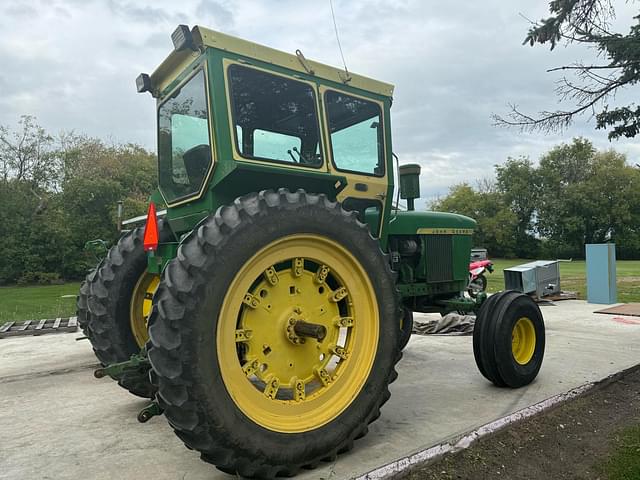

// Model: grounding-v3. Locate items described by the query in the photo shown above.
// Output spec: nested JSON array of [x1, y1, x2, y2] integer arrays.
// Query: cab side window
[[325, 91, 384, 176], [228, 64, 322, 167], [157, 69, 212, 203]]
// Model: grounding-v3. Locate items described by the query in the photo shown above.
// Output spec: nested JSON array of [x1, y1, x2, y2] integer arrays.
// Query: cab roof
[[150, 25, 395, 99]]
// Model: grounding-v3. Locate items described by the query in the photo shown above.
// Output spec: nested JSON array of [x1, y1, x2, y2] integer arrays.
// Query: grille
[[425, 235, 454, 282]]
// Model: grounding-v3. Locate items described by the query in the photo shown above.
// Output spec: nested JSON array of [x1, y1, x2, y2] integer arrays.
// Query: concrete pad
[[0, 332, 96, 380], [1, 300, 639, 480]]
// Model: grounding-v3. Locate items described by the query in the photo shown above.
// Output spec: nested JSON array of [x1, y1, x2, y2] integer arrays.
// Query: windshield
[[158, 69, 212, 203]]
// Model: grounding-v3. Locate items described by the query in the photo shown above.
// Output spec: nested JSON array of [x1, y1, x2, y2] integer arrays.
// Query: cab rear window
[[228, 64, 323, 168]]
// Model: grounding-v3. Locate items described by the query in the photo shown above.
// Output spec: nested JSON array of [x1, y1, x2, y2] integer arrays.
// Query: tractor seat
[[182, 144, 211, 190]]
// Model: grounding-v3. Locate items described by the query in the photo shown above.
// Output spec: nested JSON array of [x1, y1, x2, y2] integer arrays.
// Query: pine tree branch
[[547, 61, 639, 72], [492, 76, 629, 133]]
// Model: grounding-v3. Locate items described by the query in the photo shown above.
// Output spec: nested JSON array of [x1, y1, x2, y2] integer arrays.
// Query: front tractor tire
[[473, 291, 545, 388], [81, 227, 161, 398], [147, 189, 401, 478]]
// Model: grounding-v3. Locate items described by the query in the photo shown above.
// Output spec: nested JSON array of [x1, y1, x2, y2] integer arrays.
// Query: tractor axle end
[[137, 402, 164, 423]]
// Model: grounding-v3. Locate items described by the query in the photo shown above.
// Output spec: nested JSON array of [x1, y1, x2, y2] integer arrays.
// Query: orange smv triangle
[[143, 202, 159, 251]]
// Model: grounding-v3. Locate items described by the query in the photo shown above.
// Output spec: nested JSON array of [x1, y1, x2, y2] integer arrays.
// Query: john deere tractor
[[78, 25, 545, 478]]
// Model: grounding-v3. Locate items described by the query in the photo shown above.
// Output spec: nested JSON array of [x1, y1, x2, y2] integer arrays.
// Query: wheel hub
[[286, 316, 328, 345], [238, 262, 348, 391], [286, 315, 306, 345]]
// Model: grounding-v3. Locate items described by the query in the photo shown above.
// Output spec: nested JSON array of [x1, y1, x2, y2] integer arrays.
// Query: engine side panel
[[381, 210, 476, 312]]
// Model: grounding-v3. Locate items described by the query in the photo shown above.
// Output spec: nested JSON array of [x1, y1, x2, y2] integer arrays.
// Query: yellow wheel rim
[[130, 271, 160, 347], [511, 317, 536, 365], [217, 234, 379, 433]]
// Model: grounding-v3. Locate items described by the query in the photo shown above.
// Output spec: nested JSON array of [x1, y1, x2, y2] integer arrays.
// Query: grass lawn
[[486, 259, 640, 303], [0, 282, 81, 323], [603, 424, 640, 480]]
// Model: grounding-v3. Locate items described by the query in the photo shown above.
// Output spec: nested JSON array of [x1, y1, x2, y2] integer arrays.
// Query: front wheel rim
[[217, 234, 379, 433], [511, 316, 536, 365]]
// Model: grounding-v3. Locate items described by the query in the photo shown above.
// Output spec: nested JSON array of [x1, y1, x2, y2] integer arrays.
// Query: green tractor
[[78, 25, 545, 478]]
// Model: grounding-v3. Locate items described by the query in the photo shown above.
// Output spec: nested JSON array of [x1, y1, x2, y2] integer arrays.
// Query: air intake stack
[[399, 164, 421, 211]]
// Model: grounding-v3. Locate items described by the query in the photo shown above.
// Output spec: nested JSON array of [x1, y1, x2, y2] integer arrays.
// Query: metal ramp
[[0, 317, 78, 338]]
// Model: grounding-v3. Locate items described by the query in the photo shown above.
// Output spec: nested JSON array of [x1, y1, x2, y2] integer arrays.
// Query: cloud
[[106, 0, 175, 24], [195, 0, 233, 29], [0, 0, 638, 199], [3, 4, 38, 18]]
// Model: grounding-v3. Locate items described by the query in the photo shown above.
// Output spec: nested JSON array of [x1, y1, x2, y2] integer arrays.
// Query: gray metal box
[[504, 260, 561, 299], [470, 248, 488, 261]]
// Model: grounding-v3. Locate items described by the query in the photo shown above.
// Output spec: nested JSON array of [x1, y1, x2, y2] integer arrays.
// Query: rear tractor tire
[[473, 291, 545, 388], [147, 189, 401, 478], [81, 226, 162, 398]]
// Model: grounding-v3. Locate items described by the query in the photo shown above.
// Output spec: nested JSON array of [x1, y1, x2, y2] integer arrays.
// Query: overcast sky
[[1, 0, 639, 203]]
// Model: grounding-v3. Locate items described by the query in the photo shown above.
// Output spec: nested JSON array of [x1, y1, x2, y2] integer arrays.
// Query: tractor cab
[[138, 25, 477, 304], [139, 25, 394, 243]]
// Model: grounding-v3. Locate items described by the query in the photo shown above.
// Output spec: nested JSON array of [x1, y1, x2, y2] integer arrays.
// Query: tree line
[[1, 116, 638, 285], [0, 116, 156, 284], [431, 138, 640, 259]]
